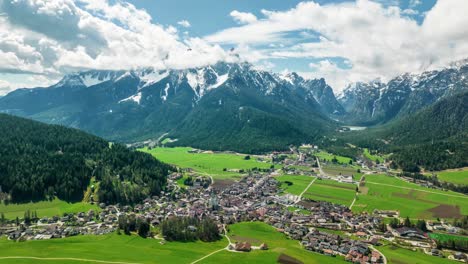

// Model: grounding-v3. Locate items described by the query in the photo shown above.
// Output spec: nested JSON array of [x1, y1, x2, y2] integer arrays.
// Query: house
[[393, 227, 426, 239], [454, 252, 467, 261], [235, 242, 252, 252]]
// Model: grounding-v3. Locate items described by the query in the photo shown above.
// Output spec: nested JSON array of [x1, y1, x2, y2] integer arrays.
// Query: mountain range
[[338, 60, 468, 125], [0, 62, 342, 152], [0, 60, 467, 152]]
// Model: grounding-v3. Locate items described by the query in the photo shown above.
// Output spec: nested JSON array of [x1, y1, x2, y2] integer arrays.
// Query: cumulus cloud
[[0, 0, 232, 90], [0, 79, 11, 95], [1, 0, 467, 93], [409, 0, 422, 8], [230, 10, 257, 24], [206, 0, 468, 90], [177, 20, 191, 28]]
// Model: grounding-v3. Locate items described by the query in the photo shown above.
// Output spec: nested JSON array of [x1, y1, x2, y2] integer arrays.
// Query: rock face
[[0, 62, 340, 152], [338, 60, 468, 125]]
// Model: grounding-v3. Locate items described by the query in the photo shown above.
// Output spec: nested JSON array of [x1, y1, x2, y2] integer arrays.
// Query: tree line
[[0, 114, 173, 205], [160, 216, 220, 242]]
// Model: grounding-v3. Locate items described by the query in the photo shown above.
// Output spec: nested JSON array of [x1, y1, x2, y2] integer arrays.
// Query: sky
[[0, 0, 467, 95]]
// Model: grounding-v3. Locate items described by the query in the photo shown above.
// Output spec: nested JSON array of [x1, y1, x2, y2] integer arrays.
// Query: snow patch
[[208, 74, 228, 89], [161, 83, 170, 101], [140, 70, 169, 88], [81, 74, 111, 87], [119, 92, 142, 104]]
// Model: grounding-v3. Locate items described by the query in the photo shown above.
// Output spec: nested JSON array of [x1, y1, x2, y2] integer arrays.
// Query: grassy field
[[353, 175, 468, 219], [363, 148, 385, 163], [0, 233, 227, 264], [434, 168, 468, 185], [315, 151, 352, 164], [0, 223, 344, 264], [202, 222, 345, 264], [277, 175, 315, 196], [428, 233, 468, 243], [377, 245, 454, 264], [304, 179, 356, 206], [322, 164, 362, 179], [0, 199, 99, 220], [140, 147, 274, 179]]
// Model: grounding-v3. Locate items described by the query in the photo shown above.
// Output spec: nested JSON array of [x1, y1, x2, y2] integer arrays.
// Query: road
[[316, 157, 326, 177], [369, 246, 387, 264], [365, 181, 467, 198], [294, 177, 317, 204], [190, 225, 231, 264], [0, 256, 142, 264]]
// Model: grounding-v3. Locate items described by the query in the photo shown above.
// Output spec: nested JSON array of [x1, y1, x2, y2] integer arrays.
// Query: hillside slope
[[346, 92, 468, 171], [0, 114, 172, 204]]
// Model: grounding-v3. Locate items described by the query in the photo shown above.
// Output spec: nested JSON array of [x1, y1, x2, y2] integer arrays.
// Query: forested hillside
[[343, 92, 468, 171], [0, 114, 173, 204]]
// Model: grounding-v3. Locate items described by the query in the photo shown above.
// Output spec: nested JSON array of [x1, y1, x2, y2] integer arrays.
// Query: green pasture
[[304, 179, 356, 206], [277, 175, 315, 196], [0, 199, 98, 220], [434, 169, 468, 185], [353, 175, 468, 219], [202, 222, 345, 264], [377, 245, 454, 264], [140, 147, 274, 179]]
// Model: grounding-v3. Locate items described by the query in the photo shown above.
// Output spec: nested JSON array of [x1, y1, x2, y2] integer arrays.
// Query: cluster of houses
[[1, 156, 467, 264]]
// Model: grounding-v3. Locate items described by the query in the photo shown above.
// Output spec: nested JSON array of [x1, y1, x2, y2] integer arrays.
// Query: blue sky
[[129, 0, 436, 35], [1, 0, 466, 94], [126, 0, 437, 73]]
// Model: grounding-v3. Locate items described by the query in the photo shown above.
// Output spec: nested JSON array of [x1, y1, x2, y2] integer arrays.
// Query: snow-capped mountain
[[0, 62, 338, 151], [338, 61, 468, 125]]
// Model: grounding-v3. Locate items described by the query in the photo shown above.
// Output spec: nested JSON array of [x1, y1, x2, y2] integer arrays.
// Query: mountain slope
[[346, 92, 468, 171], [381, 91, 468, 145], [0, 63, 339, 152], [338, 60, 468, 125], [0, 114, 172, 204]]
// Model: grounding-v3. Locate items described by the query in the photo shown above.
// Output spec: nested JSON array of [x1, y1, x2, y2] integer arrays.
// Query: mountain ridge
[[0, 62, 340, 152]]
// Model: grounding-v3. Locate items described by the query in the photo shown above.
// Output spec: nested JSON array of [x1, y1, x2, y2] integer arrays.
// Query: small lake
[[342, 126, 367, 131]]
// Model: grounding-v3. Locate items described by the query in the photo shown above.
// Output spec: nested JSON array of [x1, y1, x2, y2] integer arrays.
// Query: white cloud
[[177, 20, 191, 28], [0, 0, 233, 90], [409, 0, 422, 8], [230, 10, 257, 24], [206, 0, 468, 90], [0, 79, 11, 95], [401, 8, 418, 15]]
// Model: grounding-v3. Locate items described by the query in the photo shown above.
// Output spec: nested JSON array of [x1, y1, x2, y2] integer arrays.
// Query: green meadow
[[315, 151, 352, 164], [304, 179, 356, 206], [0, 233, 227, 264], [0, 222, 343, 264], [434, 169, 468, 185], [353, 175, 468, 219], [202, 222, 345, 264], [377, 245, 454, 264], [140, 147, 274, 179], [0, 199, 98, 220], [322, 164, 362, 179], [428, 233, 468, 243], [277, 175, 316, 195], [363, 148, 385, 163]]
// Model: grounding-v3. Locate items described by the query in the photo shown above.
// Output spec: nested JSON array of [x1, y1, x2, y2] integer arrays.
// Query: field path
[[370, 246, 387, 264], [295, 177, 317, 204], [349, 195, 357, 209], [0, 256, 142, 264], [366, 181, 467, 198], [316, 158, 326, 177], [190, 225, 231, 264]]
